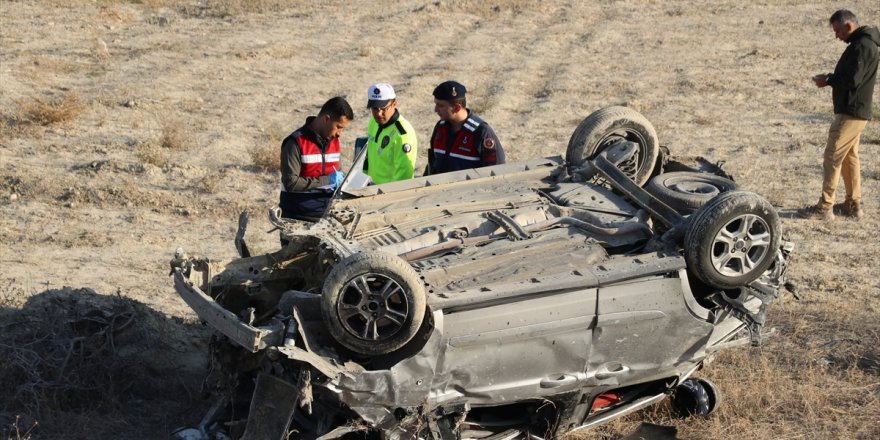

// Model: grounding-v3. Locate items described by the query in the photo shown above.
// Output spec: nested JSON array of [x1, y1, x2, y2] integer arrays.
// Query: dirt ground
[[1, 1, 878, 439]]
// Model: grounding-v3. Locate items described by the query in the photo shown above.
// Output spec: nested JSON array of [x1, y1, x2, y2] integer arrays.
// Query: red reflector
[[591, 392, 622, 411]]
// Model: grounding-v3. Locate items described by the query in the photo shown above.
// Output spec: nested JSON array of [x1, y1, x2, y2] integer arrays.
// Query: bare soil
[[1, 1, 878, 439]]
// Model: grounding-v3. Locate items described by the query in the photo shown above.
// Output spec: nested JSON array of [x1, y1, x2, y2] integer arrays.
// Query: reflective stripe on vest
[[301, 153, 341, 163]]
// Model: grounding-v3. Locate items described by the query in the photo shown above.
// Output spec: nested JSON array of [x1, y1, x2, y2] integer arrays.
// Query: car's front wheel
[[321, 252, 426, 355], [684, 191, 781, 289]]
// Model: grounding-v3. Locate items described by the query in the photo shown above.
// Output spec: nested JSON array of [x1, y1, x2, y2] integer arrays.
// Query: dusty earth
[[1, 0, 879, 439]]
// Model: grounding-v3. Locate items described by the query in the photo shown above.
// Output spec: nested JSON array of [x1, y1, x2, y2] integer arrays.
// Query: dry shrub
[[159, 115, 194, 150], [15, 93, 85, 126], [136, 142, 170, 168], [249, 143, 279, 172], [3, 415, 37, 440], [249, 122, 285, 172], [357, 45, 378, 58], [197, 170, 224, 194], [180, 96, 204, 114], [0, 288, 208, 439], [468, 98, 499, 116]]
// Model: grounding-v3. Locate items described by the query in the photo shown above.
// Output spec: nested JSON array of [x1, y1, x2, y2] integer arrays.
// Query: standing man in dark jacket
[[800, 10, 879, 220], [280, 96, 354, 219], [426, 81, 505, 175]]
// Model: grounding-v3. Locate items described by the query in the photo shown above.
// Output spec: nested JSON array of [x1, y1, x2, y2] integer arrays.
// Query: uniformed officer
[[426, 80, 505, 175], [279, 96, 353, 220], [364, 83, 418, 184]]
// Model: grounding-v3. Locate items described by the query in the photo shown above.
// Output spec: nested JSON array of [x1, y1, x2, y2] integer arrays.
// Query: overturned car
[[171, 106, 793, 440]]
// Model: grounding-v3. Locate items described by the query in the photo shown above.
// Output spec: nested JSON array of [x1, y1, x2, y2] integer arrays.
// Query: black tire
[[321, 252, 426, 355], [566, 106, 659, 186], [684, 191, 780, 289], [646, 171, 738, 214]]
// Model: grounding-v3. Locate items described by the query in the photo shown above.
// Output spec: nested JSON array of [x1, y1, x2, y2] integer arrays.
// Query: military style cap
[[433, 81, 467, 100], [367, 83, 396, 108]]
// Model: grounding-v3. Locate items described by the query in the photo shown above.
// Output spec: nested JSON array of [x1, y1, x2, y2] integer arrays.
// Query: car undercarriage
[[170, 106, 793, 440]]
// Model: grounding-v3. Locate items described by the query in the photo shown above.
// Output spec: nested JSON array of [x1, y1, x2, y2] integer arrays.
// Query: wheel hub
[[337, 273, 409, 342], [674, 181, 719, 196], [711, 213, 772, 277]]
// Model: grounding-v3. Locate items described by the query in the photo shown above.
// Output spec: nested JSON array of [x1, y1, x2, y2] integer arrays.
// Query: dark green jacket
[[829, 25, 880, 120]]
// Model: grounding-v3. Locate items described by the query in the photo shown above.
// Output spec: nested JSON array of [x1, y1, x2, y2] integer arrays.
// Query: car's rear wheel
[[566, 106, 659, 186], [684, 191, 780, 289], [646, 171, 738, 214], [321, 252, 426, 355]]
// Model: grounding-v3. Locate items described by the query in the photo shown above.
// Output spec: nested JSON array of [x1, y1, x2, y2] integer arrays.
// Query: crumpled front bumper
[[172, 268, 283, 353]]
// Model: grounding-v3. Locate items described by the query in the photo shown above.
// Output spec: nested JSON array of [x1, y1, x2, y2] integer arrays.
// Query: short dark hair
[[318, 96, 354, 121], [830, 9, 857, 26], [449, 97, 467, 108]]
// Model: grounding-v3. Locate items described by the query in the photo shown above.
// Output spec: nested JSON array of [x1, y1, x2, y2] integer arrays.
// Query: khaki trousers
[[820, 114, 867, 209]]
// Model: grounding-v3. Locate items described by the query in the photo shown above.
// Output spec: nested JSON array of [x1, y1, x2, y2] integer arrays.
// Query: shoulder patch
[[483, 138, 495, 149], [402, 143, 412, 153]]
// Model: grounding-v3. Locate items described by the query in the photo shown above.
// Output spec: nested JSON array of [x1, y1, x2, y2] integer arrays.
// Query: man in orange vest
[[280, 96, 354, 219]]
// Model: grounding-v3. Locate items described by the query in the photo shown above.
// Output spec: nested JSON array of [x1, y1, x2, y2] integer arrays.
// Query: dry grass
[[196, 170, 224, 194], [146, 0, 294, 18], [23, 56, 87, 76], [3, 416, 37, 440], [135, 142, 170, 168], [249, 122, 285, 172], [436, 0, 556, 17], [249, 143, 279, 172], [98, 4, 137, 24], [0, 288, 209, 439], [0, 112, 32, 140], [15, 93, 85, 126], [158, 114, 195, 150]]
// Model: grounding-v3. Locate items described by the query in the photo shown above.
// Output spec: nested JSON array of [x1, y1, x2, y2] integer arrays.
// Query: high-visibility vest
[[295, 132, 340, 177], [365, 113, 417, 184]]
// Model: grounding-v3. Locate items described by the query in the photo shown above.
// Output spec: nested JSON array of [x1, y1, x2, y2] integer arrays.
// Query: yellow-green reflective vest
[[364, 113, 418, 184]]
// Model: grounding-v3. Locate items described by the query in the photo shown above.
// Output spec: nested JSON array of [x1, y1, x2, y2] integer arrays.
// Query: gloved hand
[[329, 170, 345, 188]]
